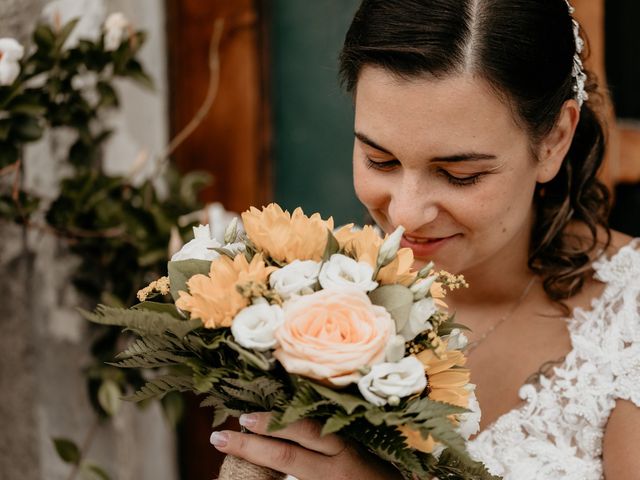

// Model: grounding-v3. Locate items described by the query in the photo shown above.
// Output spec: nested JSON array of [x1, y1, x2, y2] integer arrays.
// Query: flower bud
[[410, 275, 438, 300], [224, 217, 239, 244], [376, 226, 405, 268], [417, 261, 435, 279], [385, 335, 406, 363], [388, 395, 401, 407]]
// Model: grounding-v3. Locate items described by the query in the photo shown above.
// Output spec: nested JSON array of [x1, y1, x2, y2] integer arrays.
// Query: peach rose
[[274, 288, 395, 386]]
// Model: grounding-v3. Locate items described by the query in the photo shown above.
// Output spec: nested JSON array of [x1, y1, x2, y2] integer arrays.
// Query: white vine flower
[[0, 38, 24, 86], [104, 12, 131, 51]]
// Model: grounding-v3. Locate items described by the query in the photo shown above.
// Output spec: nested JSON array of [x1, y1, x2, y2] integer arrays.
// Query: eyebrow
[[354, 131, 498, 163]]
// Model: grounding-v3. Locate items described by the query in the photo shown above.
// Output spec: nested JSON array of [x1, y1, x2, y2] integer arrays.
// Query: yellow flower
[[241, 204, 334, 263], [334, 225, 417, 286], [399, 347, 471, 453], [175, 253, 276, 328]]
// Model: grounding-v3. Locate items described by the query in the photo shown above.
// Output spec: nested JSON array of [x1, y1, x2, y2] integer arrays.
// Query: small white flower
[[231, 303, 284, 351], [42, 0, 107, 48], [385, 335, 406, 363], [445, 328, 468, 351], [269, 260, 320, 300], [377, 226, 404, 267], [104, 12, 130, 51], [0, 38, 24, 86], [171, 225, 221, 261], [399, 297, 436, 341], [457, 386, 481, 440], [358, 355, 427, 407], [319, 254, 378, 293]]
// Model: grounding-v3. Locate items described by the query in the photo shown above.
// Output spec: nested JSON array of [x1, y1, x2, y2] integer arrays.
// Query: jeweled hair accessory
[[565, 0, 589, 108]]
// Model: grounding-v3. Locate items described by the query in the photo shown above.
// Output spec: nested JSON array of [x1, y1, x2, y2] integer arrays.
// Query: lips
[[400, 233, 458, 257]]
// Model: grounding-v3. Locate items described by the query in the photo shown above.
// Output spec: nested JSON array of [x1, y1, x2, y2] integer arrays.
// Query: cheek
[[352, 155, 388, 210]]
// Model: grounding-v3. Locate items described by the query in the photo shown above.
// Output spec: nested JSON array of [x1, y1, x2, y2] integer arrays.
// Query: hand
[[210, 412, 402, 480]]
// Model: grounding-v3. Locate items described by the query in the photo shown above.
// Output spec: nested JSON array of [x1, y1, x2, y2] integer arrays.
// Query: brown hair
[[340, 0, 611, 301]]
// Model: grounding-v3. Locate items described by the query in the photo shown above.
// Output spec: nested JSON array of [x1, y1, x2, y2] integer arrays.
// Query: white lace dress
[[467, 239, 640, 479]]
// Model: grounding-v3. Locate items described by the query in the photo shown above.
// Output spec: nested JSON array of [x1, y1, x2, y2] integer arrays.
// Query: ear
[[536, 100, 581, 184]]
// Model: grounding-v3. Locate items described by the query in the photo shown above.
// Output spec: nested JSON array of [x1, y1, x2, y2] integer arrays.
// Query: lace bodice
[[467, 239, 640, 479]]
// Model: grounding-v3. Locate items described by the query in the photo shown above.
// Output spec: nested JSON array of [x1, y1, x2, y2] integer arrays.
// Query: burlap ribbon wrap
[[218, 455, 286, 480]]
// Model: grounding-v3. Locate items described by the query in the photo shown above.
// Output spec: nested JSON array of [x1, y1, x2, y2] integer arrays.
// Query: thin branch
[[66, 416, 101, 480]]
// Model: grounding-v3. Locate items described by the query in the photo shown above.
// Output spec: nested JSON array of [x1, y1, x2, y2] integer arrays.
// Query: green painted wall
[[270, 0, 365, 226]]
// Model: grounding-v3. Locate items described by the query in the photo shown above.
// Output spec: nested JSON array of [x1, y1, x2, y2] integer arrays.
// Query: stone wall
[[0, 1, 179, 479]]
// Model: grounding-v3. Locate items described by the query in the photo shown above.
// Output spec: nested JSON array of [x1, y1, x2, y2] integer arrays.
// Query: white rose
[[458, 387, 481, 440], [399, 297, 436, 341], [231, 303, 284, 351], [319, 254, 378, 293], [42, 0, 106, 48], [104, 12, 130, 51], [0, 38, 24, 86], [357, 355, 427, 407], [171, 225, 221, 261], [269, 260, 320, 300], [445, 328, 468, 351]]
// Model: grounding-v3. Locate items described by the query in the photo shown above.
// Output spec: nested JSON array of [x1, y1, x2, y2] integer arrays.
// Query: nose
[[387, 174, 438, 233]]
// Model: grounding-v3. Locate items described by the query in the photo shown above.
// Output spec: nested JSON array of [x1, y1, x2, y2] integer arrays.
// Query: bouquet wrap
[[219, 455, 285, 480]]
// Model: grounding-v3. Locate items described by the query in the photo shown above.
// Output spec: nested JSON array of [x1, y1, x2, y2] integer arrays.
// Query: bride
[[209, 1, 640, 478]]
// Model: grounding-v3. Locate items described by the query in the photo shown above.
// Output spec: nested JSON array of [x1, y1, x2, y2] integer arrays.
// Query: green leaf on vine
[[52, 437, 81, 465]]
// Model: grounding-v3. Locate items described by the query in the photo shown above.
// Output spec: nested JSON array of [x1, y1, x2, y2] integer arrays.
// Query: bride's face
[[353, 66, 545, 275]]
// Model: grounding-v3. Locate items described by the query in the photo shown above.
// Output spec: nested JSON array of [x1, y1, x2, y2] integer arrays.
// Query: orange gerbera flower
[[399, 347, 471, 453], [334, 225, 416, 286], [175, 253, 276, 328], [241, 204, 334, 263]]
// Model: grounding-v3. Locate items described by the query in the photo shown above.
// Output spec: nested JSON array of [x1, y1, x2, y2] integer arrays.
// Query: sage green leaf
[[322, 229, 340, 261], [167, 259, 211, 301], [368, 284, 414, 332], [56, 18, 80, 49], [81, 304, 202, 338], [132, 301, 182, 319], [80, 463, 111, 480], [307, 382, 368, 414], [97, 379, 122, 416], [52, 437, 81, 465]]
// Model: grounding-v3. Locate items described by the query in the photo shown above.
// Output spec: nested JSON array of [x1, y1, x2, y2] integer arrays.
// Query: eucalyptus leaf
[[167, 259, 211, 301], [52, 437, 81, 465], [322, 229, 340, 261], [368, 284, 414, 332]]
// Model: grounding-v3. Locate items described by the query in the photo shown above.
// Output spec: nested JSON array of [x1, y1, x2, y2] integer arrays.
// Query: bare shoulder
[[604, 399, 640, 479], [603, 229, 635, 256]]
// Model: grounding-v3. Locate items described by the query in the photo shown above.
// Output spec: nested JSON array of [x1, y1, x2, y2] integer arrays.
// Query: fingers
[[210, 429, 330, 479], [238, 412, 346, 456]]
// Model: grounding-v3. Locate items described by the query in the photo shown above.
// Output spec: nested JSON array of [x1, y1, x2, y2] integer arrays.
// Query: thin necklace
[[465, 276, 537, 355]]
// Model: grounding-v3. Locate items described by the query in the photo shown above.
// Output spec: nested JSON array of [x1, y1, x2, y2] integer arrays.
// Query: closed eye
[[366, 157, 400, 171]]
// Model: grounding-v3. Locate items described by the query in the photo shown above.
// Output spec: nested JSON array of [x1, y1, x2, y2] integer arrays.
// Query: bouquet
[[84, 203, 496, 479]]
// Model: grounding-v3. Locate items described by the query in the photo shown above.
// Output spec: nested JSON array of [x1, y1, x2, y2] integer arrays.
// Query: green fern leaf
[[125, 374, 193, 402]]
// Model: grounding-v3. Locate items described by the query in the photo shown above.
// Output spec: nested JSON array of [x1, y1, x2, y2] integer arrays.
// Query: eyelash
[[365, 157, 484, 187]]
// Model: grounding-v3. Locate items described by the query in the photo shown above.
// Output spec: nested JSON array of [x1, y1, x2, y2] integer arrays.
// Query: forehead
[[354, 66, 527, 155]]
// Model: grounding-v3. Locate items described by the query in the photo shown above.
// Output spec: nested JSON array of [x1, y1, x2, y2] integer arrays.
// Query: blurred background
[[0, 1, 637, 479]]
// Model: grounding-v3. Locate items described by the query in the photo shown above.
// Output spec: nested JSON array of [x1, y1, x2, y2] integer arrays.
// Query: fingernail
[[239, 413, 257, 428], [210, 431, 229, 448]]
